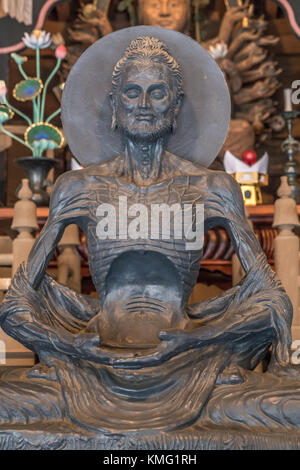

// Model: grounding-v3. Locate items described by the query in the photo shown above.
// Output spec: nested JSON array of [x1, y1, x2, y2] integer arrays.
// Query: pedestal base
[[1, 424, 300, 450]]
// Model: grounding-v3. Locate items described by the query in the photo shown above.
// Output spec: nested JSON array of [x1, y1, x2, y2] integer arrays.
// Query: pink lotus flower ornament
[[55, 45, 67, 60], [0, 81, 7, 97]]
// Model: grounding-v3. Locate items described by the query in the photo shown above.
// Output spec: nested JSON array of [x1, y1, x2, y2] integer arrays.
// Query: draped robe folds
[[1, 159, 300, 448]]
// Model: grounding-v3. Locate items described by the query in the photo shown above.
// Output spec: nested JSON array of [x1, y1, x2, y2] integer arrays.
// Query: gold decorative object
[[224, 150, 269, 206]]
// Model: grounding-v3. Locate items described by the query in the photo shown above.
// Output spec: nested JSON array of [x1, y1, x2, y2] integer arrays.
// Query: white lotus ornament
[[208, 42, 228, 60], [22, 30, 52, 50]]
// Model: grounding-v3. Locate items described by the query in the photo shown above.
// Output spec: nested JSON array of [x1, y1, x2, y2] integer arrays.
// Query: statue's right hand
[[71, 332, 136, 365]]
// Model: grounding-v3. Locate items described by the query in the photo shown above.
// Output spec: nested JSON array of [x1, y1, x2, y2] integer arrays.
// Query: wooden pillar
[[57, 224, 81, 293], [0, 179, 37, 366], [273, 176, 300, 340], [11, 179, 38, 275]]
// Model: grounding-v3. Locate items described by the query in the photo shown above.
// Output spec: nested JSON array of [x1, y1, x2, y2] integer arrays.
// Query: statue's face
[[112, 61, 180, 141], [140, 0, 188, 32]]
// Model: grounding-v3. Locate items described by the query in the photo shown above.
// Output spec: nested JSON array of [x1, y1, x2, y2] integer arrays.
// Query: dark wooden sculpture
[[202, 3, 285, 149], [61, 0, 112, 80], [0, 27, 300, 450]]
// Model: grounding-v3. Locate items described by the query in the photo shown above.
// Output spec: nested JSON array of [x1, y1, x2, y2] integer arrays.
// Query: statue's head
[[138, 0, 190, 33], [62, 26, 231, 168], [110, 36, 184, 143]]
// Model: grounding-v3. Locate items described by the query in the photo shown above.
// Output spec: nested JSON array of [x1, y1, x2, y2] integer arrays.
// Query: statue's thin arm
[[27, 175, 76, 290], [27, 217, 67, 290], [187, 175, 291, 342]]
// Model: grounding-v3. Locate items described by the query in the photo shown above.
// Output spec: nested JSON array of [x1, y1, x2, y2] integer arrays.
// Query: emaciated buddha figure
[[1, 27, 300, 450]]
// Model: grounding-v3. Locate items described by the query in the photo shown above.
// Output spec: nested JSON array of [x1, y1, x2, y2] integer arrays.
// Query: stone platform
[[1, 423, 300, 450], [1, 368, 300, 450]]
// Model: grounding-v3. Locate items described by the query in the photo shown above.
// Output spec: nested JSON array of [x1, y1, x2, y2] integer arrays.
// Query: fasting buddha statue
[[0, 27, 300, 450]]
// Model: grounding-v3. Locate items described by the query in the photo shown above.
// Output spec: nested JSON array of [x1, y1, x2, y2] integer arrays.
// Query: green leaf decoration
[[13, 78, 43, 102], [0, 105, 14, 124], [10, 53, 28, 65], [32, 140, 59, 153], [25, 122, 64, 148]]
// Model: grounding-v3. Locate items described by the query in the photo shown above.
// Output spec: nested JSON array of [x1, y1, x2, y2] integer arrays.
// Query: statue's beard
[[117, 115, 173, 144]]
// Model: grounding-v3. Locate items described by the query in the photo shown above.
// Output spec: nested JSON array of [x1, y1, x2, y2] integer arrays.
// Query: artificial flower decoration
[[0, 105, 14, 124], [10, 53, 28, 65], [0, 30, 65, 157], [208, 42, 228, 60], [55, 45, 67, 59], [0, 80, 7, 98], [25, 123, 64, 149], [13, 78, 43, 101], [23, 30, 52, 49], [32, 140, 60, 155]]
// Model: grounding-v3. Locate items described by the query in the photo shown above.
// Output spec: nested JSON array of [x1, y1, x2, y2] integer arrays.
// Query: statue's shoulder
[[52, 156, 122, 194], [205, 169, 241, 195], [167, 154, 242, 202], [168, 153, 236, 190], [186, 164, 239, 195], [52, 167, 88, 197], [188, 166, 244, 213]]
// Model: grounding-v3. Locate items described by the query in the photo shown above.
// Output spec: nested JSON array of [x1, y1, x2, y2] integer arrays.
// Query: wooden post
[[273, 176, 300, 340], [57, 224, 81, 293], [0, 179, 38, 366], [0, 236, 12, 303], [11, 179, 38, 275]]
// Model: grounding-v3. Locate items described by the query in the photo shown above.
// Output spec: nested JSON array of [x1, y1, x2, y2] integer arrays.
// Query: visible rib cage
[[84, 174, 203, 306]]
